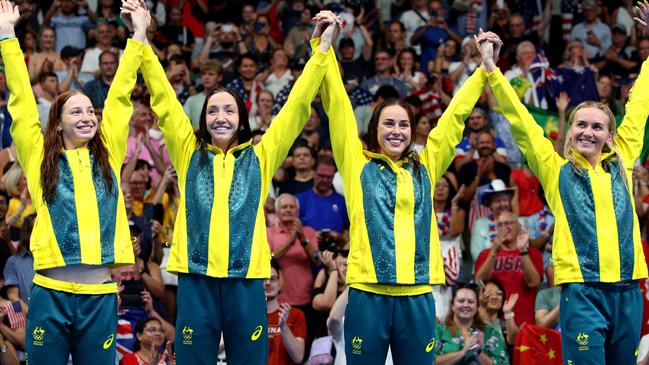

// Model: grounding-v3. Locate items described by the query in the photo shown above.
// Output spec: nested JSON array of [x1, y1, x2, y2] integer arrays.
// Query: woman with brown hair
[[0, 0, 145, 363], [319, 10, 489, 363]]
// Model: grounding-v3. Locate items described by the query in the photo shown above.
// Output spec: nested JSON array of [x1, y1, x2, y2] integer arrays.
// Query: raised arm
[[255, 13, 335, 177], [614, 3, 649, 163], [0, 2, 43, 185], [320, 27, 364, 180], [101, 27, 145, 166], [131, 2, 196, 178], [479, 31, 562, 185], [420, 66, 487, 180]]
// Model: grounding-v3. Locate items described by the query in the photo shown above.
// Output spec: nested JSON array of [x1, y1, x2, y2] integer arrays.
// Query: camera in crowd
[[120, 279, 145, 308]]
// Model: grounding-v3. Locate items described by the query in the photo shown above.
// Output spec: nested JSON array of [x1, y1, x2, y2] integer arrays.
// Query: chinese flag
[[513, 324, 562, 365]]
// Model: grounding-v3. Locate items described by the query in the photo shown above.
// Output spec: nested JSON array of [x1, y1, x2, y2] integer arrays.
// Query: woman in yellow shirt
[[477, 12, 649, 363], [0, 2, 147, 363]]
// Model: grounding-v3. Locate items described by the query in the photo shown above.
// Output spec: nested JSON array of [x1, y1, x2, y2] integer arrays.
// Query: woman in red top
[[121, 318, 172, 365]]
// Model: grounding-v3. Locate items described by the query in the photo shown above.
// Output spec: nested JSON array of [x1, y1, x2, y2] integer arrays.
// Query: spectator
[[113, 264, 174, 360], [157, 6, 195, 56], [361, 49, 409, 97], [469, 179, 516, 263], [595, 24, 637, 78], [279, 144, 315, 195], [259, 48, 294, 98], [164, 55, 193, 105], [385, 20, 408, 55], [43, 0, 96, 53], [500, 13, 546, 71], [454, 108, 508, 170], [410, 0, 461, 73], [19, 30, 37, 66], [226, 54, 261, 111], [412, 114, 432, 153], [266, 261, 307, 365], [82, 50, 118, 108], [57, 45, 92, 92], [267, 193, 319, 310], [596, 73, 625, 117], [457, 132, 513, 227], [534, 280, 560, 330], [431, 38, 459, 76], [335, 8, 373, 64], [239, 14, 278, 70], [298, 105, 322, 151], [296, 156, 348, 235], [631, 37, 649, 74], [475, 210, 543, 327], [197, 22, 240, 84], [399, 0, 430, 52], [338, 38, 365, 88], [394, 48, 426, 93], [80, 21, 123, 78], [238, 3, 256, 42], [283, 6, 313, 61], [2, 164, 34, 231], [556, 40, 599, 107], [569, 0, 612, 60], [249, 90, 275, 132], [478, 279, 519, 346], [131, 223, 165, 300], [0, 191, 12, 276], [27, 27, 65, 84], [433, 174, 465, 321], [447, 36, 482, 94], [95, 0, 127, 42], [183, 60, 222, 130], [3, 214, 34, 304], [453, 0, 488, 37], [503, 41, 557, 108], [434, 285, 505, 365], [120, 317, 172, 365], [36, 72, 59, 129], [312, 242, 348, 337]]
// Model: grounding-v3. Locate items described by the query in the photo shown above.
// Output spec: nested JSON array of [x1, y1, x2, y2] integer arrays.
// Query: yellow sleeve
[[319, 39, 365, 183], [101, 39, 144, 168], [487, 68, 563, 186], [615, 59, 649, 165], [254, 38, 330, 178], [3, 38, 44, 204], [420, 68, 487, 179], [140, 45, 196, 182]]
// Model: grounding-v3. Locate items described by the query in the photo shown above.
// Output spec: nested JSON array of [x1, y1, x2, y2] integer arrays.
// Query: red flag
[[513, 324, 562, 365]]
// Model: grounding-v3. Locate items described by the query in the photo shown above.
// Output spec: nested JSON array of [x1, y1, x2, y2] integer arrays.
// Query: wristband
[[504, 312, 515, 320], [519, 250, 529, 256]]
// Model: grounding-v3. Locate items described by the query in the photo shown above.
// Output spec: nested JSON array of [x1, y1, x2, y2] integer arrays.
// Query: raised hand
[[555, 91, 570, 113], [312, 10, 340, 52], [503, 292, 519, 314], [0, 0, 20, 36], [516, 227, 530, 251], [474, 29, 503, 72], [278, 303, 291, 330], [120, 0, 136, 32], [635, 1, 649, 29]]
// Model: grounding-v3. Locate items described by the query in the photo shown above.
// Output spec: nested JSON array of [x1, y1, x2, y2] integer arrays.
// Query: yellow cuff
[[33, 274, 118, 295]]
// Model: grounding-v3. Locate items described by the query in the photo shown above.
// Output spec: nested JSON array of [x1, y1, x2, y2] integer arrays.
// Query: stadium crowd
[[0, 0, 646, 364]]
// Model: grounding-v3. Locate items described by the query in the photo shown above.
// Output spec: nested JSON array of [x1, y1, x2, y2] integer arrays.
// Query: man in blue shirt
[[296, 156, 349, 236]]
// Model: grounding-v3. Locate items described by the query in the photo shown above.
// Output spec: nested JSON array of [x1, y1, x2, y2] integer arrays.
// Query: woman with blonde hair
[[476, 6, 649, 361]]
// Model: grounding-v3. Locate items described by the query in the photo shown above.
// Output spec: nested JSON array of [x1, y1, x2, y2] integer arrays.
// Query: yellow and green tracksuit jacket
[[3, 38, 140, 291], [320, 49, 487, 295], [487, 64, 649, 285], [140, 39, 330, 279]]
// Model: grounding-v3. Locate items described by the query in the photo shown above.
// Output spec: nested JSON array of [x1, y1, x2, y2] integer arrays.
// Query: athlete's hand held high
[[0, 0, 19, 38], [312, 11, 340, 52]]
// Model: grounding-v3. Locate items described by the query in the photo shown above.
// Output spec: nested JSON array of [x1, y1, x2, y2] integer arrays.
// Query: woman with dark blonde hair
[[0, 0, 146, 363], [122, 2, 338, 363], [319, 10, 490, 362], [477, 6, 649, 361]]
